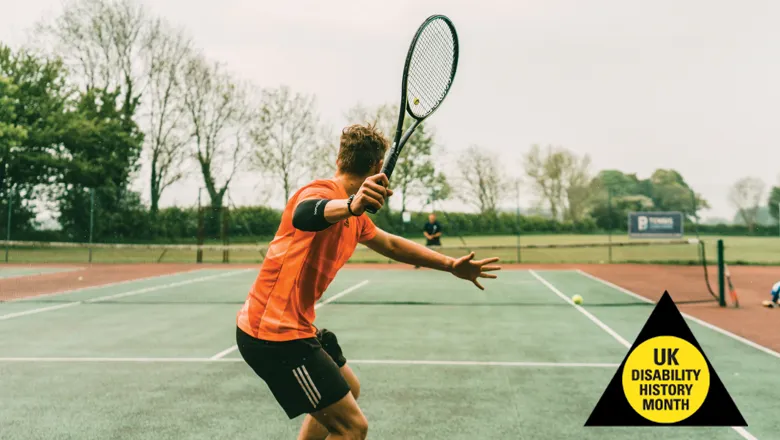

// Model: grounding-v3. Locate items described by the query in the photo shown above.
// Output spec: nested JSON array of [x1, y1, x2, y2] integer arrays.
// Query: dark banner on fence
[[628, 211, 684, 238]]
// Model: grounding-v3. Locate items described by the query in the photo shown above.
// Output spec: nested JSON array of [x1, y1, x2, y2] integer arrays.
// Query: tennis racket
[[366, 14, 459, 214]]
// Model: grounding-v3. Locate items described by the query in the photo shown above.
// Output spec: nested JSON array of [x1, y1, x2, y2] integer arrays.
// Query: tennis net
[[3, 237, 710, 265], [1, 238, 725, 306]]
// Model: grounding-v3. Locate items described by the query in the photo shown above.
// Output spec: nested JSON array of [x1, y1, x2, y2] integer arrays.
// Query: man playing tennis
[[236, 123, 500, 440]]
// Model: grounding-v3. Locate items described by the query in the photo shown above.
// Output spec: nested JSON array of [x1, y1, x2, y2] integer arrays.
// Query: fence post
[[196, 188, 204, 264], [5, 187, 12, 263], [88, 188, 95, 263], [607, 188, 613, 263], [515, 179, 521, 263], [221, 205, 229, 263], [717, 239, 726, 307]]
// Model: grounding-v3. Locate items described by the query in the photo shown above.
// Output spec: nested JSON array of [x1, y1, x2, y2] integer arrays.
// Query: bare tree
[[250, 86, 319, 204], [37, 0, 148, 111], [457, 145, 503, 213], [563, 154, 592, 222], [344, 103, 396, 140], [523, 144, 591, 221], [306, 124, 339, 181], [143, 19, 192, 216], [729, 177, 766, 232], [182, 55, 251, 211]]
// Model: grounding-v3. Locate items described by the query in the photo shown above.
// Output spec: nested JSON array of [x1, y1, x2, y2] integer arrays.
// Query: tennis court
[[0, 265, 80, 279], [0, 266, 777, 439]]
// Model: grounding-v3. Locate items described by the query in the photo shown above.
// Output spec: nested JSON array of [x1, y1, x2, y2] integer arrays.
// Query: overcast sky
[[2, 0, 779, 220]]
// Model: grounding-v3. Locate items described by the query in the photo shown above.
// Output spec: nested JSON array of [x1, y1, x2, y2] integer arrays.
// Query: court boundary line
[[2, 267, 207, 303], [0, 356, 618, 368], [529, 270, 757, 440], [0, 269, 253, 321], [575, 269, 780, 361], [208, 279, 371, 360], [0, 266, 85, 281]]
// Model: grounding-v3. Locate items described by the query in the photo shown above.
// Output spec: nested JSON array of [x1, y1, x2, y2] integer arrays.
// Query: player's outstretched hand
[[450, 252, 501, 290], [352, 173, 394, 215]]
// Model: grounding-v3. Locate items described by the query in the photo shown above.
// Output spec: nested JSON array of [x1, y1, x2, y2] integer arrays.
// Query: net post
[[88, 188, 94, 263], [717, 239, 726, 307], [5, 186, 12, 263]]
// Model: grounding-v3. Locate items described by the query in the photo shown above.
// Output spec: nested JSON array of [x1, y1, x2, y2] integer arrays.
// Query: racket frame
[[366, 14, 459, 214]]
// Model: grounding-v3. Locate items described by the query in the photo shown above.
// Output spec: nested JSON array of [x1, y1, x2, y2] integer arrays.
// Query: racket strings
[[408, 25, 453, 114], [406, 18, 456, 119]]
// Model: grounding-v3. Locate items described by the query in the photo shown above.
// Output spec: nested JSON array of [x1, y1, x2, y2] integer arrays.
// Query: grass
[[2, 234, 778, 265]]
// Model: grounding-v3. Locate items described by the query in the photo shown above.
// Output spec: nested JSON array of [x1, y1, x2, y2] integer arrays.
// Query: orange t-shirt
[[236, 179, 377, 341]]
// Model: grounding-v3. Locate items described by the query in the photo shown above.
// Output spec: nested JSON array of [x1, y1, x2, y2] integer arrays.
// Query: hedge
[[6, 204, 779, 244]]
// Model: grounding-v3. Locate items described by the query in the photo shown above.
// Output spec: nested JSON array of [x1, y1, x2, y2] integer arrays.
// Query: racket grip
[[365, 206, 378, 214]]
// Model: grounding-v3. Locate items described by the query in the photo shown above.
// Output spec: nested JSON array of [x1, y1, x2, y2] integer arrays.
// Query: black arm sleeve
[[292, 199, 333, 232]]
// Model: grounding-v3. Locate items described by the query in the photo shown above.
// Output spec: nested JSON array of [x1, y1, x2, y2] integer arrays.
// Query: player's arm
[[292, 175, 393, 232], [363, 229, 501, 289], [365, 229, 453, 271]]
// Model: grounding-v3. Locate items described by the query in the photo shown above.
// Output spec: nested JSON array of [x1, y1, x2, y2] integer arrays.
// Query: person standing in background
[[423, 213, 443, 247], [416, 213, 443, 269]]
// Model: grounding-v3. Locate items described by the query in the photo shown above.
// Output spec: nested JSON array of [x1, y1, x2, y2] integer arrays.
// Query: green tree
[[590, 194, 654, 231], [644, 169, 708, 217], [589, 170, 640, 196], [768, 185, 780, 222], [57, 88, 145, 241], [424, 172, 452, 210], [0, 45, 72, 233]]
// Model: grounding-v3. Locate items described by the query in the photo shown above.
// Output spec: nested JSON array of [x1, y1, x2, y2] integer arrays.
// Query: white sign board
[[402, 211, 411, 223]]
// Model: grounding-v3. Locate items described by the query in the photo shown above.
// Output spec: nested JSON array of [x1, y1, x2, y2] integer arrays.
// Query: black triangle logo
[[585, 291, 747, 426]]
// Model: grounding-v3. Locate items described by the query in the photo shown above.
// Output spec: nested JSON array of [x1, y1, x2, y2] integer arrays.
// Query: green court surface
[[0, 266, 80, 279], [0, 268, 777, 439]]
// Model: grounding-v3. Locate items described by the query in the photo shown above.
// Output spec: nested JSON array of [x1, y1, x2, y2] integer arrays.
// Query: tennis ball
[[413, 97, 420, 105], [572, 294, 583, 305]]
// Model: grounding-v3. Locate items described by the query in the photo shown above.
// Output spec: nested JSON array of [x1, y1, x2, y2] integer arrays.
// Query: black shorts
[[236, 327, 350, 419]]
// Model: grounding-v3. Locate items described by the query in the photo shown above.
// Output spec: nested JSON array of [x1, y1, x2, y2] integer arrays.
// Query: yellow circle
[[621, 336, 710, 424], [413, 98, 420, 105]]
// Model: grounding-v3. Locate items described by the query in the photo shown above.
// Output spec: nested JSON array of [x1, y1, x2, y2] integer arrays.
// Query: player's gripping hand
[[352, 173, 394, 215], [450, 252, 501, 290]]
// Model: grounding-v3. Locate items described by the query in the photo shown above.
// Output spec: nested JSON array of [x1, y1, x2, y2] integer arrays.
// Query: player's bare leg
[[299, 391, 367, 440], [298, 365, 362, 440]]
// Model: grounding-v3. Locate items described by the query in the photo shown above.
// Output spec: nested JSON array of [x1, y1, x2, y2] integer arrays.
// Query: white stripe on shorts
[[300, 365, 322, 401], [293, 367, 318, 407]]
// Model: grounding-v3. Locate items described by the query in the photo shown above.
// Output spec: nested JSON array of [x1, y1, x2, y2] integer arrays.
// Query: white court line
[[0, 267, 85, 281], [347, 359, 618, 368], [0, 356, 617, 368], [529, 271, 632, 347], [0, 269, 252, 321], [209, 279, 370, 360], [2, 268, 204, 303], [575, 269, 780, 361], [530, 270, 758, 440]]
